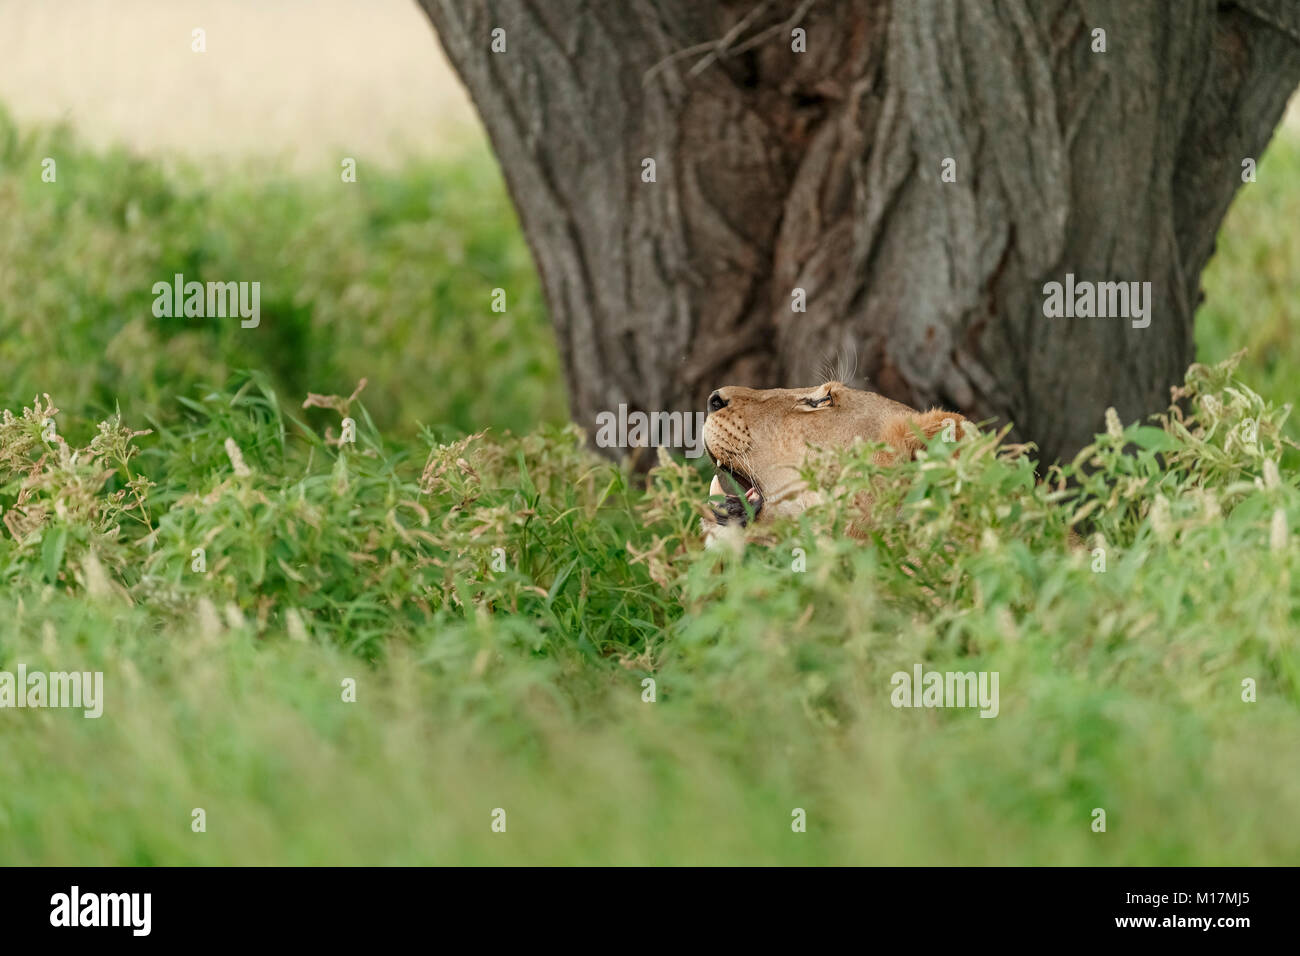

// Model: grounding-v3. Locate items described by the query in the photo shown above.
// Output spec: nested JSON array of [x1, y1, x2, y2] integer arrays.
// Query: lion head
[[701, 380, 969, 527]]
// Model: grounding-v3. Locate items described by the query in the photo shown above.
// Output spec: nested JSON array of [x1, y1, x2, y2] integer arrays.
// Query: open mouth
[[707, 449, 763, 523]]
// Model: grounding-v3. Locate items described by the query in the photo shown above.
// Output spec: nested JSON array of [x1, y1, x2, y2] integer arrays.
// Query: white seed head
[[1270, 508, 1289, 552], [1104, 407, 1123, 440], [1263, 459, 1281, 490], [224, 437, 252, 477]]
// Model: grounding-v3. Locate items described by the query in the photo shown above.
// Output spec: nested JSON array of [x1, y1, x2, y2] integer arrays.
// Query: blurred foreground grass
[[0, 107, 1298, 864]]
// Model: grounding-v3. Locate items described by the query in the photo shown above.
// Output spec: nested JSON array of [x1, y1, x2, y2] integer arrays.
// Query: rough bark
[[417, 0, 1300, 464]]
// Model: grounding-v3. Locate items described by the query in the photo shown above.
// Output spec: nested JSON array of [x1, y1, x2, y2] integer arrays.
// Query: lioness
[[701, 380, 969, 532]]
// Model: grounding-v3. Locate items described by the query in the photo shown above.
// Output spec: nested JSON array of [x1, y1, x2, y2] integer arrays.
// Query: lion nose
[[707, 391, 728, 413]]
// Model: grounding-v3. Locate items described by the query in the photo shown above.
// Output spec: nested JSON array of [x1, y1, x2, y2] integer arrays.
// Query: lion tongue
[[712, 473, 760, 503]]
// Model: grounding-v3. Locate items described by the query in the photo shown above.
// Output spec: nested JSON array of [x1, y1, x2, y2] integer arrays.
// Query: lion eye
[[801, 394, 833, 408]]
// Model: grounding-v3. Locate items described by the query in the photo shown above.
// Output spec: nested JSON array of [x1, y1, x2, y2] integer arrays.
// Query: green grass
[[0, 108, 1298, 865], [0, 106, 565, 442], [1200, 125, 1300, 429]]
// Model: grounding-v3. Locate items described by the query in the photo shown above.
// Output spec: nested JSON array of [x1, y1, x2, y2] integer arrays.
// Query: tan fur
[[876, 407, 969, 464], [702, 381, 969, 529]]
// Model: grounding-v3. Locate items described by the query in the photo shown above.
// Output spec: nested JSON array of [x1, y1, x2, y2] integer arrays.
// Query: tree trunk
[[418, 0, 1300, 465]]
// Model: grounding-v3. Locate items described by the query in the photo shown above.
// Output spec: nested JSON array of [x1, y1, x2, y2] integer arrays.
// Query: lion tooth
[[709, 474, 723, 497]]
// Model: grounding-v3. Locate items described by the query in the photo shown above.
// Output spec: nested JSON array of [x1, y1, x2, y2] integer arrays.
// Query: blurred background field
[[0, 0, 480, 169], [0, 1, 1298, 865]]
